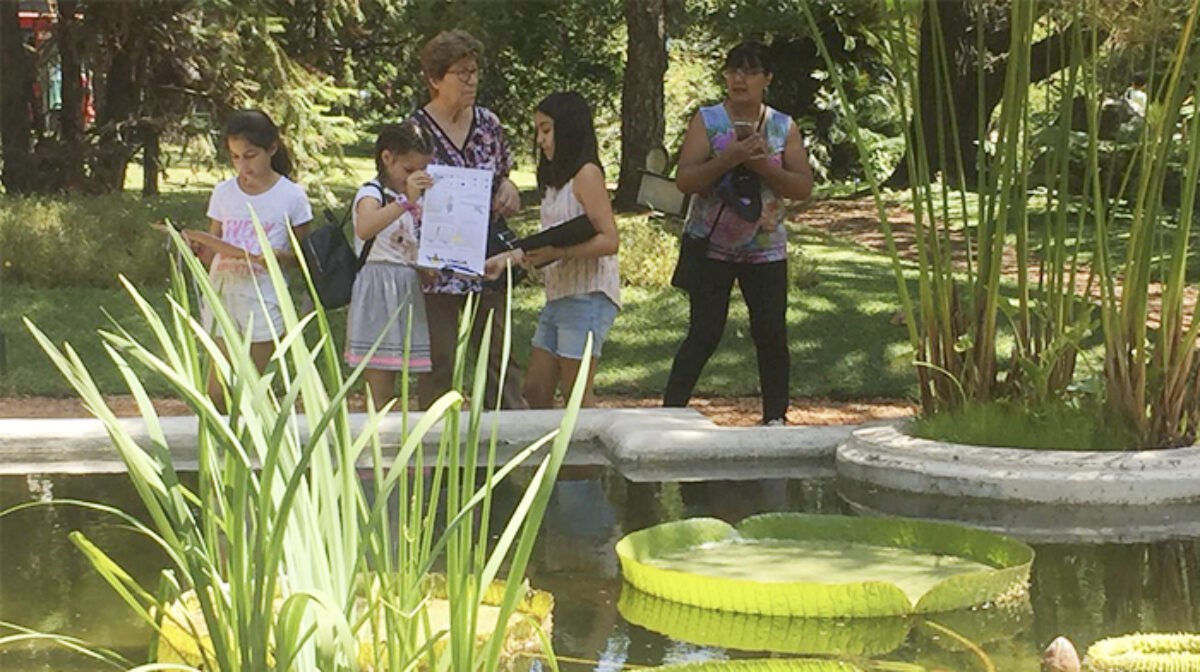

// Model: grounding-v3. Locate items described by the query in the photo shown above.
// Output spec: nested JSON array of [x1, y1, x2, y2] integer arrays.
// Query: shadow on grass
[[3, 238, 916, 400]]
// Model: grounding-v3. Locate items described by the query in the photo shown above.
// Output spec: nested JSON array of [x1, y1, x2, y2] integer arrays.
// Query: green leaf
[[618, 585, 911, 656], [617, 514, 1033, 618]]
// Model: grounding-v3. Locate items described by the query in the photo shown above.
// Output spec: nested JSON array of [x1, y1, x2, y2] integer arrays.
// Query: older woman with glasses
[[663, 41, 813, 426], [407, 29, 527, 410]]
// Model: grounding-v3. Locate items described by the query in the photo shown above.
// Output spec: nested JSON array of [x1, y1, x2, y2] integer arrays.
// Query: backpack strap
[[355, 180, 390, 269]]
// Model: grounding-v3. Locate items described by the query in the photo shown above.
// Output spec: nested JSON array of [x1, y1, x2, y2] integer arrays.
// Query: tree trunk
[[94, 40, 136, 192], [0, 2, 35, 194], [142, 122, 159, 196], [58, 0, 85, 189], [614, 0, 666, 210], [886, 0, 988, 189], [886, 0, 1097, 190]]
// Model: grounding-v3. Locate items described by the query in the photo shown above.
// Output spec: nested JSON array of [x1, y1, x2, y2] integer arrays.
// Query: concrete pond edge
[[5, 411, 1199, 506], [0, 408, 846, 482], [836, 422, 1200, 506]]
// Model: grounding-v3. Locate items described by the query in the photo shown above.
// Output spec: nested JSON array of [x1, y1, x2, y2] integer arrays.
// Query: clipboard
[[515, 213, 597, 251]]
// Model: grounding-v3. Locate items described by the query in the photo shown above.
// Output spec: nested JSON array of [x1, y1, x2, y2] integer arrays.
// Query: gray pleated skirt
[[344, 262, 432, 372]]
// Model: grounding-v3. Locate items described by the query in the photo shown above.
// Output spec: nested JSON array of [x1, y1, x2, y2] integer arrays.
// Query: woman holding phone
[[662, 41, 813, 426]]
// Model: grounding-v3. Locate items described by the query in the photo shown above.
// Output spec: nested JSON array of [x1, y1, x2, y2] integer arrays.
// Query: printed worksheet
[[417, 164, 493, 276]]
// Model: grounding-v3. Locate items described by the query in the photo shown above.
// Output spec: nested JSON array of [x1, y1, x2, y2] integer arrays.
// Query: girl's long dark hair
[[224, 109, 293, 177], [535, 92, 601, 193], [373, 122, 433, 176]]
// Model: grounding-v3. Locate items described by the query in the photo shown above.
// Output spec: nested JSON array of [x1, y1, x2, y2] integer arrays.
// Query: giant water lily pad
[[1084, 633, 1200, 672], [620, 582, 1032, 657], [618, 584, 910, 656], [616, 514, 1033, 617]]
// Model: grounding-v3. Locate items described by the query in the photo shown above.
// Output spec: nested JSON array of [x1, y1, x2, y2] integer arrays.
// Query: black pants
[[420, 291, 528, 411], [663, 259, 789, 422]]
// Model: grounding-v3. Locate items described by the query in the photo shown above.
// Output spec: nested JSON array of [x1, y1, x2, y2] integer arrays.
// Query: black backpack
[[301, 181, 386, 309]]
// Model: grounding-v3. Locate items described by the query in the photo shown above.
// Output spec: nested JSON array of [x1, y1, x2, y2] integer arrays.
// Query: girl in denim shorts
[[488, 92, 620, 407]]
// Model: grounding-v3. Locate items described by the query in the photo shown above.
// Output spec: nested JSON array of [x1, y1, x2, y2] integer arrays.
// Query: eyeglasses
[[723, 67, 765, 79], [446, 66, 480, 83]]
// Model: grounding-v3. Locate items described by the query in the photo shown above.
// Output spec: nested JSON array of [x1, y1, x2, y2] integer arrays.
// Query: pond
[[1, 472, 1196, 671]]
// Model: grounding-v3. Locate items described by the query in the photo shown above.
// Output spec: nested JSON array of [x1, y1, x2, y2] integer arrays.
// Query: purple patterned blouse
[[408, 105, 515, 294]]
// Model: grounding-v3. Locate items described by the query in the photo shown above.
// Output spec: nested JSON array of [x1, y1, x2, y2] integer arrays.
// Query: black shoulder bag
[[670, 204, 725, 292]]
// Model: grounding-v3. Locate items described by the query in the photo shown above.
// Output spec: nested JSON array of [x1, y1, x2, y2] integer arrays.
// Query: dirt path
[[791, 197, 1197, 329], [0, 394, 914, 426]]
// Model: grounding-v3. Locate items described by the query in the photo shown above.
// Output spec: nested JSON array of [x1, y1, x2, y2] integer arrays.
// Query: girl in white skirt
[[345, 122, 435, 408], [160, 109, 312, 412]]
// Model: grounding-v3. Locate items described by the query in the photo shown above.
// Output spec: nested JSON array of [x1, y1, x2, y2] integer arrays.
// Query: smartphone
[[733, 121, 755, 140]]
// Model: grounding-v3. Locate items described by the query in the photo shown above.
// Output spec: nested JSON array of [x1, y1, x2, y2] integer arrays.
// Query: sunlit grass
[[911, 399, 1138, 451], [3, 236, 920, 401]]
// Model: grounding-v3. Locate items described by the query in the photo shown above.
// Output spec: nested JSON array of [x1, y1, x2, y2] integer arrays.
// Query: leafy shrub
[[612, 215, 820, 290], [788, 242, 820, 290], [0, 193, 206, 288], [617, 213, 679, 287]]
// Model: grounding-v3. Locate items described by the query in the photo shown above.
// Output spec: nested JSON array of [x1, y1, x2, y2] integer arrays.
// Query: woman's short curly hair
[[420, 30, 484, 84]]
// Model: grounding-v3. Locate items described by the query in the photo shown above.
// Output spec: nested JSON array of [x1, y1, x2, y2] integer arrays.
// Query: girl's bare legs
[[556, 355, 598, 408], [523, 347, 560, 409], [524, 346, 599, 408], [250, 341, 273, 372], [207, 340, 226, 412], [363, 369, 397, 411], [207, 338, 275, 413]]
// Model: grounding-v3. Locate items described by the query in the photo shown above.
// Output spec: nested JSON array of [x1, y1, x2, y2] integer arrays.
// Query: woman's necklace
[[725, 101, 764, 125]]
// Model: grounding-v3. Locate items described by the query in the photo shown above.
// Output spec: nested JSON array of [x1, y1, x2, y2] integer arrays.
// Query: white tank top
[[539, 178, 621, 308]]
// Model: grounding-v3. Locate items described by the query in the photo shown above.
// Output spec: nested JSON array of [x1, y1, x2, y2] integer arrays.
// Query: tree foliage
[[661, 0, 897, 182], [2, 0, 896, 196]]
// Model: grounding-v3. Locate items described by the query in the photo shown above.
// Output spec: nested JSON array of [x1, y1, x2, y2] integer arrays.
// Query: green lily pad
[[1084, 633, 1200, 672], [616, 514, 1033, 617], [156, 575, 554, 669], [619, 583, 910, 656]]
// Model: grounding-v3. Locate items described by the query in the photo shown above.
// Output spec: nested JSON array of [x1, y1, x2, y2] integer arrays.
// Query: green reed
[[16, 220, 576, 670], [803, 0, 1200, 447]]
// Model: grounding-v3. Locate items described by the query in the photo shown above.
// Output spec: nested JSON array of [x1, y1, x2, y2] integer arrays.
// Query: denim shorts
[[531, 292, 619, 359]]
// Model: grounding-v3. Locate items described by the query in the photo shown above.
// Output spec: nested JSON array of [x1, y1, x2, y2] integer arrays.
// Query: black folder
[[515, 213, 597, 251]]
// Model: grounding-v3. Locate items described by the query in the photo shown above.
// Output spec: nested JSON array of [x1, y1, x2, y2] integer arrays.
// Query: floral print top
[[407, 105, 514, 294], [683, 103, 791, 264]]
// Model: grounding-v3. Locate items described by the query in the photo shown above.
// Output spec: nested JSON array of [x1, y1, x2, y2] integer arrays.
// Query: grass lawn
[[1, 231, 916, 400]]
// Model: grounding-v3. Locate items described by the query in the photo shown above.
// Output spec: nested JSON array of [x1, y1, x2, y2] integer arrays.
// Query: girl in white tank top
[[486, 92, 620, 408]]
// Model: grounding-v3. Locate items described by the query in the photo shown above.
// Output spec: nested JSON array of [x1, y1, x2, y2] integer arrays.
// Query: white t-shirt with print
[[206, 175, 312, 302], [353, 180, 420, 266]]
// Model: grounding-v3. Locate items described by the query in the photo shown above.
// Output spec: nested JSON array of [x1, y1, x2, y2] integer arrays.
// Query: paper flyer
[[417, 164, 493, 276]]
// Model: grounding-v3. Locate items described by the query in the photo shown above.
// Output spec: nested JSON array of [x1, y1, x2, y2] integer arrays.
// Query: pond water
[[1, 472, 1196, 671]]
